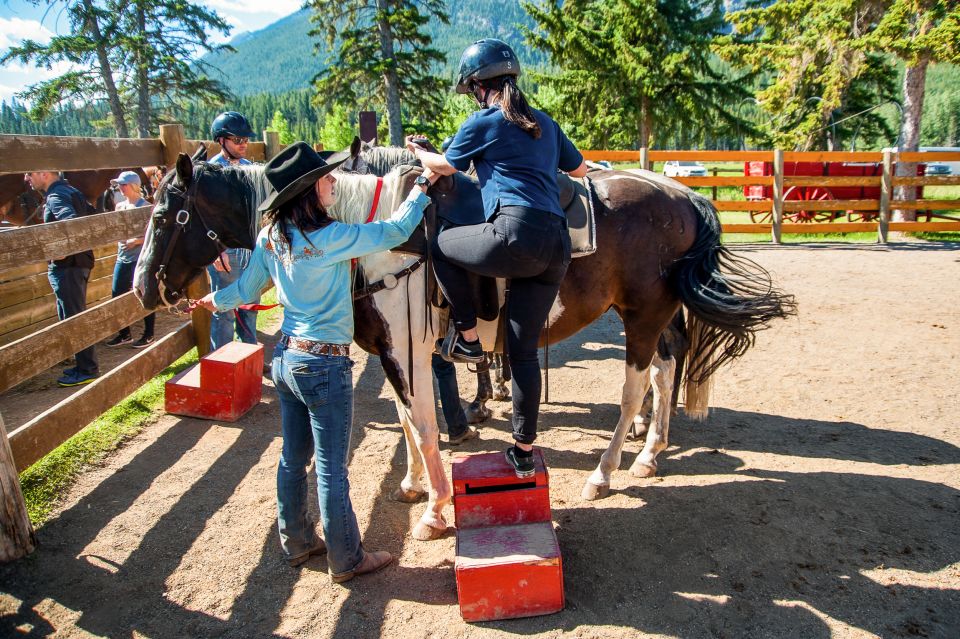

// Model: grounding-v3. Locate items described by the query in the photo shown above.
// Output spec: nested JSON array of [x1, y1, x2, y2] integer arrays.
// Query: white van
[[883, 146, 960, 175]]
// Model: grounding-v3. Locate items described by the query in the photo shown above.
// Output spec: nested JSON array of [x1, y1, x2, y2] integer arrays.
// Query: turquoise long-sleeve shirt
[[213, 188, 428, 344]]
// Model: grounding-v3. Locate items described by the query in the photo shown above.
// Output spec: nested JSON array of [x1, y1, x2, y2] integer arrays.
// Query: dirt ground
[[1, 242, 959, 639]]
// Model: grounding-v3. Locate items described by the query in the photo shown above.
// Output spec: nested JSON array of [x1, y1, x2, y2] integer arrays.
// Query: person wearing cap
[[406, 38, 589, 479], [26, 170, 100, 386], [207, 111, 260, 352], [105, 171, 155, 348], [195, 142, 438, 582]]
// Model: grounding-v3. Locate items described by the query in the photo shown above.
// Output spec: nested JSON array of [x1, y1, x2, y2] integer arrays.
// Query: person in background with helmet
[[406, 38, 588, 479], [208, 111, 262, 354]]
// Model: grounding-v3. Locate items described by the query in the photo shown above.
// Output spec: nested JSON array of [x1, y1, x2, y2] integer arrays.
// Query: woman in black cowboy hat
[[197, 142, 438, 582], [407, 38, 589, 479]]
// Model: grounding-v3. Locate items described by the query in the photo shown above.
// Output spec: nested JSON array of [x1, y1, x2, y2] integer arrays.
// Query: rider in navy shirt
[[445, 106, 583, 220], [410, 39, 587, 478]]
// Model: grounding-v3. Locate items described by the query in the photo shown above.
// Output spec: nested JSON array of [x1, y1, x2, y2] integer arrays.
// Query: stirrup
[[467, 354, 492, 374], [439, 326, 485, 364]]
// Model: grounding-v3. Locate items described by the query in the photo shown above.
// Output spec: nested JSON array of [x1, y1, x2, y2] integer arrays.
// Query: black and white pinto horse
[[134, 153, 795, 541]]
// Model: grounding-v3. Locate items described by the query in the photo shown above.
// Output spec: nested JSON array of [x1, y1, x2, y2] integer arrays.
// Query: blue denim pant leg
[[113, 259, 155, 337], [273, 345, 363, 574], [48, 265, 98, 375], [432, 354, 467, 437], [207, 248, 259, 350]]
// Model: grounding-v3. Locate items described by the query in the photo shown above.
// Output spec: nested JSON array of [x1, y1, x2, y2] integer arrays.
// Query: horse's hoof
[[629, 462, 657, 478], [389, 488, 426, 503], [412, 521, 449, 541], [582, 482, 610, 501], [466, 405, 491, 424], [492, 387, 510, 401]]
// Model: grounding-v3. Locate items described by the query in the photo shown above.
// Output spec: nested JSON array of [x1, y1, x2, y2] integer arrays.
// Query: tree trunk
[[0, 412, 36, 562], [82, 0, 128, 138], [893, 59, 928, 222], [135, 1, 151, 138], [376, 0, 404, 147], [638, 96, 652, 150]]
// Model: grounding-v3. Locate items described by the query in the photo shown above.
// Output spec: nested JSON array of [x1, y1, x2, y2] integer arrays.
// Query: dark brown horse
[[133, 155, 794, 540]]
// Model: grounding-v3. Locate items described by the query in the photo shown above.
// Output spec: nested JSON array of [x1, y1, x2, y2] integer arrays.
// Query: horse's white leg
[[401, 360, 452, 540], [628, 352, 675, 478], [390, 397, 427, 503], [583, 361, 650, 500]]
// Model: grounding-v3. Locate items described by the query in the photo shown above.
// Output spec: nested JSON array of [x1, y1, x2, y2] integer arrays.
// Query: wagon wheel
[[749, 201, 773, 224], [784, 186, 837, 223], [847, 209, 879, 222]]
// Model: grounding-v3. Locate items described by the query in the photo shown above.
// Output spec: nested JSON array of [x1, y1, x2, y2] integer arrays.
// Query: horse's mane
[[329, 167, 407, 225], [359, 146, 417, 177]]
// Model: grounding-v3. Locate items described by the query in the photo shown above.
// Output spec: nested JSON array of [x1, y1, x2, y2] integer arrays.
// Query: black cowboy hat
[[258, 141, 348, 212]]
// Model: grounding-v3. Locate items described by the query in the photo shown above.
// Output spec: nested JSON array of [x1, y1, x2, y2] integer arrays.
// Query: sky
[[0, 0, 302, 105]]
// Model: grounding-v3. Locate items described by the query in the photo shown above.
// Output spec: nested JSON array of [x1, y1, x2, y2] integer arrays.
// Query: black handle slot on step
[[464, 481, 538, 494]]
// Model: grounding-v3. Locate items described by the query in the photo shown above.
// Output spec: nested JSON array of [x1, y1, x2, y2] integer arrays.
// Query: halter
[[153, 169, 230, 307]]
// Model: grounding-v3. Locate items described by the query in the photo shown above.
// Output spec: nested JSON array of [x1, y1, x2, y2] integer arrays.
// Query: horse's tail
[[672, 192, 797, 398]]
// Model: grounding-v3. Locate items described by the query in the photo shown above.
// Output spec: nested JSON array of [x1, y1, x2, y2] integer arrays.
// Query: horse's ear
[[176, 153, 193, 187], [350, 136, 361, 158]]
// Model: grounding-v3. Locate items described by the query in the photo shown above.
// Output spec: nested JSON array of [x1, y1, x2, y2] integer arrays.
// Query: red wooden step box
[[165, 342, 263, 422]]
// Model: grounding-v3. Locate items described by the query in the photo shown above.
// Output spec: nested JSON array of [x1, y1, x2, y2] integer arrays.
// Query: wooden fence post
[[313, 143, 325, 153], [772, 149, 784, 244], [263, 130, 280, 160], [187, 276, 212, 358], [879, 150, 892, 244], [159, 123, 187, 170], [0, 412, 36, 562], [711, 167, 718, 201], [639, 147, 650, 171]]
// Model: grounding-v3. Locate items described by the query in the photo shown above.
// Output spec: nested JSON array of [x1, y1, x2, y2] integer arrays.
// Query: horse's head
[[134, 153, 262, 310]]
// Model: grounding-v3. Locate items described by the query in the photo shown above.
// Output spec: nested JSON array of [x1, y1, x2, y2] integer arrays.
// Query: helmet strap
[[471, 82, 494, 109]]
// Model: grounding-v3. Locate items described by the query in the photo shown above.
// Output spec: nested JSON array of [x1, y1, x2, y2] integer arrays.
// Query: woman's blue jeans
[[208, 248, 258, 350], [271, 342, 363, 575]]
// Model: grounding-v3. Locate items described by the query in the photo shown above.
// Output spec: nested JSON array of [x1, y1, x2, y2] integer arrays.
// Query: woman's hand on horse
[[405, 134, 430, 155], [195, 293, 217, 312]]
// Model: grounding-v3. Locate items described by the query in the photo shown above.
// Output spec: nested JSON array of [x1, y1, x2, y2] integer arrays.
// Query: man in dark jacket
[[26, 170, 100, 386]]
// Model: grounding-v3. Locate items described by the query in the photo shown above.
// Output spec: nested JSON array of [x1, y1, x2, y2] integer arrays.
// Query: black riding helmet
[[454, 39, 521, 94], [211, 111, 255, 141]]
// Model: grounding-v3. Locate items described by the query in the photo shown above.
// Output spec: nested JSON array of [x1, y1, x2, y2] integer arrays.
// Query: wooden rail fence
[[0, 124, 286, 561], [581, 148, 960, 242]]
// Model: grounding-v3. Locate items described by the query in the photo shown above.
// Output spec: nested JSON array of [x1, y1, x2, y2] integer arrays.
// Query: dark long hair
[[265, 185, 332, 254], [477, 75, 541, 139]]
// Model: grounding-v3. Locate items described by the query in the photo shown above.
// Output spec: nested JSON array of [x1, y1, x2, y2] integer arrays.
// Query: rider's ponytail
[[481, 75, 541, 139]]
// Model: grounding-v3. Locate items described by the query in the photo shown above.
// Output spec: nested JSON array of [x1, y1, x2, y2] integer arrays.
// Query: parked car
[[925, 162, 952, 176], [663, 160, 708, 177]]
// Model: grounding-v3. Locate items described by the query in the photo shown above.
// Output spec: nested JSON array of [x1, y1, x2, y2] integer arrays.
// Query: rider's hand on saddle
[[405, 134, 429, 156], [212, 250, 230, 272]]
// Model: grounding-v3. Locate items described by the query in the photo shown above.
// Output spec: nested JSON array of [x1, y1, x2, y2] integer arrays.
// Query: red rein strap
[[352, 176, 385, 271]]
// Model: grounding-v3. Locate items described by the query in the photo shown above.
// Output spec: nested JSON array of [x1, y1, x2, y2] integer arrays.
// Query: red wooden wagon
[[743, 160, 927, 223]]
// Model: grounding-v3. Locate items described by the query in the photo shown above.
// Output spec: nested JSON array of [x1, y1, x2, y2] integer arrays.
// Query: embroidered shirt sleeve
[[212, 237, 271, 311], [325, 189, 428, 262]]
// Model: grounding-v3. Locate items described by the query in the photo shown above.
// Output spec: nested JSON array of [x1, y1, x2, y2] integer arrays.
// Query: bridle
[[153, 168, 230, 309]]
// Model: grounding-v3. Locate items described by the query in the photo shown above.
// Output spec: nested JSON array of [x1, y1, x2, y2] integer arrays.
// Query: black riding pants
[[432, 205, 571, 445]]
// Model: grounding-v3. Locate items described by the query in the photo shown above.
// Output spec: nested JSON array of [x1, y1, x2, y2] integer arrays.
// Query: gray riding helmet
[[453, 39, 521, 94]]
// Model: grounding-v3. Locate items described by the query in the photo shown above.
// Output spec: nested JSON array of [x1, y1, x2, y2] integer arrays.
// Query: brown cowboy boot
[[330, 550, 393, 584]]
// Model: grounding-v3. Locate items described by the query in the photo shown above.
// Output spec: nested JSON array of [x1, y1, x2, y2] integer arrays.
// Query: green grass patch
[[19, 288, 284, 527], [20, 348, 199, 526]]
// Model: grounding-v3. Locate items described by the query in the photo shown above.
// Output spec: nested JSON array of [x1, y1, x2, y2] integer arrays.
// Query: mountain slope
[[202, 1, 543, 97]]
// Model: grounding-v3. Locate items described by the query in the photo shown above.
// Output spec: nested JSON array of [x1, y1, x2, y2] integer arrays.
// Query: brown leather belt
[[281, 335, 350, 357]]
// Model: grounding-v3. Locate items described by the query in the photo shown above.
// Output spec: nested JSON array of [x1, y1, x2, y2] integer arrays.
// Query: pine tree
[[268, 109, 297, 145], [719, 0, 959, 214], [306, 0, 449, 146], [522, 0, 752, 149]]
